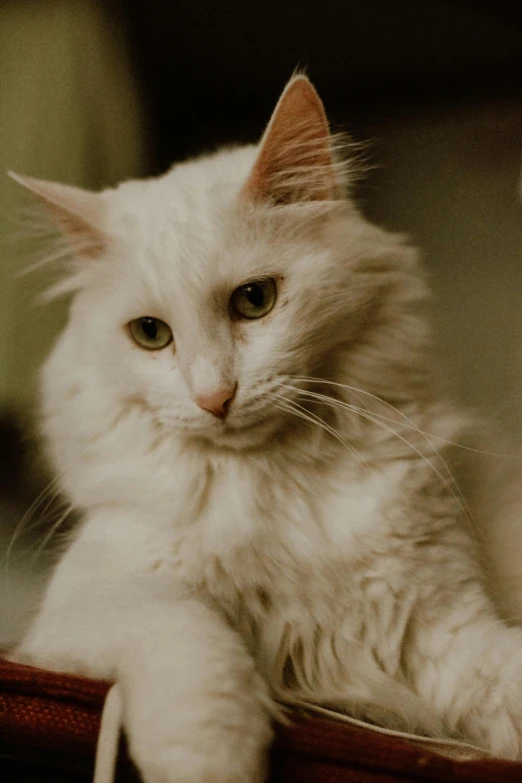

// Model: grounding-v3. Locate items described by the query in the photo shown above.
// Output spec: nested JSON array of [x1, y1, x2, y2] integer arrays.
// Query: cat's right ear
[[8, 172, 107, 259], [241, 75, 337, 206]]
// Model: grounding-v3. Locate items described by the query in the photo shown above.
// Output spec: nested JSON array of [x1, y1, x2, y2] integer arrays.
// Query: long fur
[[9, 76, 522, 781]]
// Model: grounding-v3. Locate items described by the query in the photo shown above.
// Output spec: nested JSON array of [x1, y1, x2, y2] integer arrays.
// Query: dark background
[[120, 0, 522, 166]]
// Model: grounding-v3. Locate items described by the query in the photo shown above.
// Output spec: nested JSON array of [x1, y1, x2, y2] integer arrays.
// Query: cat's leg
[[405, 585, 522, 759], [13, 509, 273, 783], [117, 602, 273, 783]]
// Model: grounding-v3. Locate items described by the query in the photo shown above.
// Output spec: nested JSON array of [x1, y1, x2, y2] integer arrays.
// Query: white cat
[[9, 75, 522, 781]]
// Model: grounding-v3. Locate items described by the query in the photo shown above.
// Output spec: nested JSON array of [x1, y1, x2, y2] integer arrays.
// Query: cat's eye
[[230, 278, 277, 320], [128, 317, 173, 350]]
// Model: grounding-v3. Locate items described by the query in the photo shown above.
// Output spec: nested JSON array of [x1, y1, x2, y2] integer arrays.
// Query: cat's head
[[11, 76, 425, 452]]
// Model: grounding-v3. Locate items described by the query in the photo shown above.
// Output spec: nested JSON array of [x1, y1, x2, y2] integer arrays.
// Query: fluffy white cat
[[9, 75, 522, 781]]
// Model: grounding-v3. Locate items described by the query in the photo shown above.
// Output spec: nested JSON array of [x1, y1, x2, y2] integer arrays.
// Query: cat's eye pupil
[[128, 316, 173, 350], [230, 278, 277, 320], [141, 318, 157, 340], [244, 285, 264, 308]]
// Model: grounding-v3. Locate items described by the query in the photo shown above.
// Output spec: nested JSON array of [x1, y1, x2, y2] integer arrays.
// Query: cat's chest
[[154, 453, 409, 606]]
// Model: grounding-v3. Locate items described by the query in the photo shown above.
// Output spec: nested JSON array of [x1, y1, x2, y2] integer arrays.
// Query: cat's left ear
[[242, 74, 337, 205], [8, 172, 107, 259]]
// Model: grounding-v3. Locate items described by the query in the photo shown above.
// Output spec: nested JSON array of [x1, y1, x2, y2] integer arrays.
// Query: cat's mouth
[[189, 408, 283, 450]]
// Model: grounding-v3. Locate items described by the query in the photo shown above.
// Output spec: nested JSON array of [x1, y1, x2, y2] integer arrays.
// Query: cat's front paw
[[128, 698, 272, 783], [123, 663, 273, 783], [134, 732, 269, 783]]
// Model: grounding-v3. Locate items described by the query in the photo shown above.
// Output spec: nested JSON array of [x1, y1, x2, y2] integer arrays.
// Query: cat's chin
[[186, 416, 284, 452]]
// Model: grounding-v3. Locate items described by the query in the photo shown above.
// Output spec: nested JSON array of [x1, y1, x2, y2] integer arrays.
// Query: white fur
[[12, 82, 522, 781]]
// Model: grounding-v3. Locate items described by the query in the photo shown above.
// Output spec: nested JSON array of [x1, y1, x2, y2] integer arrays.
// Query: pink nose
[[195, 386, 236, 419]]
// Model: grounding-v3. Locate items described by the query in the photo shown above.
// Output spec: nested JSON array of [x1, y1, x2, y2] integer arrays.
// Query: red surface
[[2, 658, 522, 782]]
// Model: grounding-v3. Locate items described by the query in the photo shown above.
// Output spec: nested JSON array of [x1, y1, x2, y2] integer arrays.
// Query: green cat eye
[[128, 317, 173, 350], [230, 278, 277, 320]]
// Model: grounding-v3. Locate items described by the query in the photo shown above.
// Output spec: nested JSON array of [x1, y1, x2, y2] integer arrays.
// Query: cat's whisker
[[304, 393, 494, 454], [26, 503, 75, 566], [288, 376, 507, 456], [285, 383, 445, 462], [2, 452, 82, 584], [271, 398, 355, 458], [268, 392, 370, 469], [1, 484, 70, 614], [282, 383, 476, 533], [287, 376, 471, 483], [2, 473, 63, 568]]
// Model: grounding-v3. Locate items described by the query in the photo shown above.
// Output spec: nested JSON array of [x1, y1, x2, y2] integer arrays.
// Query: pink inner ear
[[8, 172, 107, 259], [243, 76, 335, 204]]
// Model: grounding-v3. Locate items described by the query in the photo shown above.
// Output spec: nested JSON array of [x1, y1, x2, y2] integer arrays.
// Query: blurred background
[[1, 0, 522, 646]]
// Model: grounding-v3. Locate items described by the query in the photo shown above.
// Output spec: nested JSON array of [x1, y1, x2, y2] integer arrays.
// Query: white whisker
[[289, 376, 508, 455], [268, 391, 372, 471], [283, 380, 476, 533]]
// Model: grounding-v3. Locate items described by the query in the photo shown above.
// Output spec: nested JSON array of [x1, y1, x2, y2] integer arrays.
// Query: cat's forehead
[[111, 145, 257, 239], [103, 145, 276, 303]]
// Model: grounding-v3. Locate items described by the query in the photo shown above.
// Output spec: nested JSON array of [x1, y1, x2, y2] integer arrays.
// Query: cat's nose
[[195, 386, 236, 419]]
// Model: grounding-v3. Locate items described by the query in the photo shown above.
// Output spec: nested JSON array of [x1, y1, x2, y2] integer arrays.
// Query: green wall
[[0, 0, 148, 415]]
